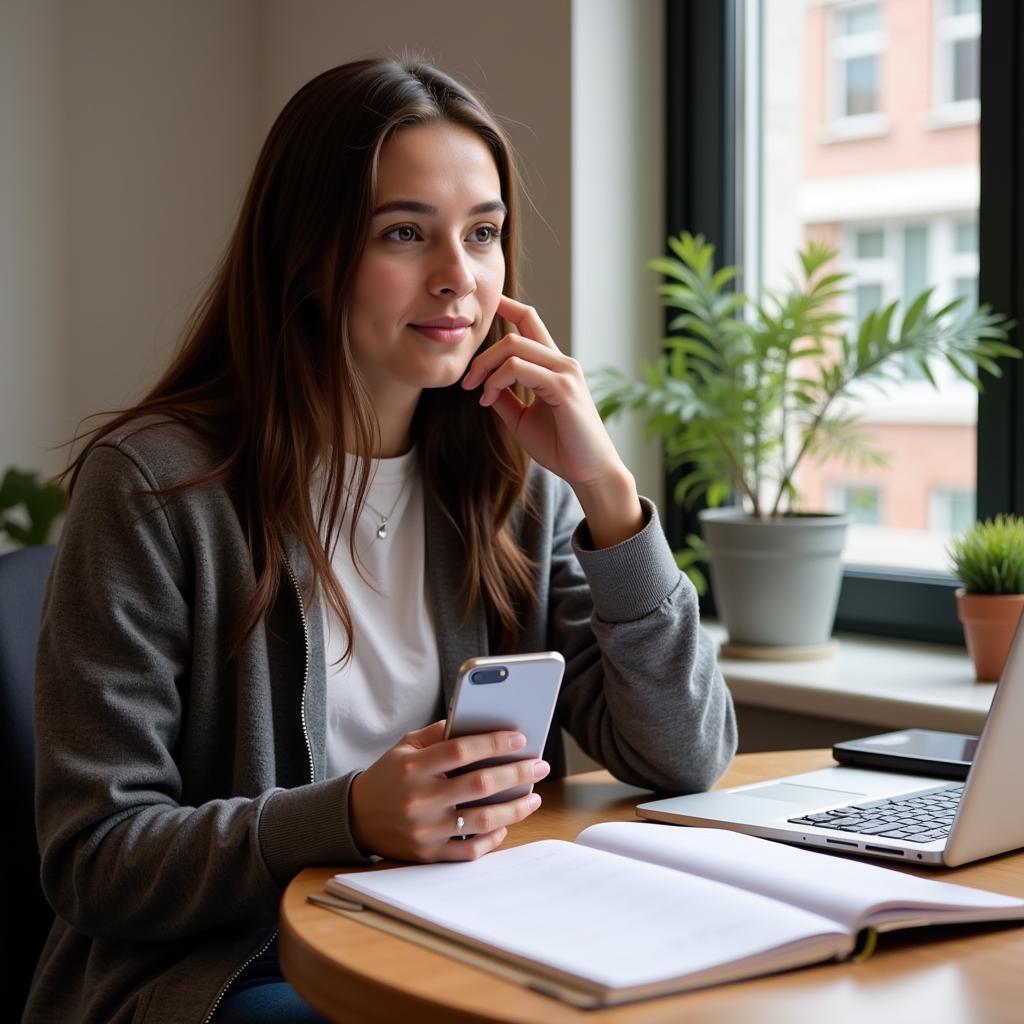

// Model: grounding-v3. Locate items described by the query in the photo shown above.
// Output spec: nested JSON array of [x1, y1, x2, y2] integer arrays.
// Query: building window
[[830, 483, 883, 525], [930, 487, 975, 535], [848, 225, 892, 326], [830, 2, 885, 128], [950, 215, 979, 307], [934, 0, 980, 122], [841, 216, 977, 392]]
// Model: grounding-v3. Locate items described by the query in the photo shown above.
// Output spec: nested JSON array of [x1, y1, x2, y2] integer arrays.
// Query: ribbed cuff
[[258, 771, 373, 884], [571, 496, 684, 623]]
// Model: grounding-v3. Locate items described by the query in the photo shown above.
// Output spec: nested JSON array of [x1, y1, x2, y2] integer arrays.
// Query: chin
[[401, 356, 473, 392], [422, 366, 473, 391]]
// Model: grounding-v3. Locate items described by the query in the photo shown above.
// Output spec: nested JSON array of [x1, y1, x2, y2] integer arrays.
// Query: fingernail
[[527, 793, 542, 811], [533, 760, 550, 780], [509, 733, 527, 750]]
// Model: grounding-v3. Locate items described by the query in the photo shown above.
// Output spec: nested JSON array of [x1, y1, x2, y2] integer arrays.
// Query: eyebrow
[[371, 200, 507, 218]]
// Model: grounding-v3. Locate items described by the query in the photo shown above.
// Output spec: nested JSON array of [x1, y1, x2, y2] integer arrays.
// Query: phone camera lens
[[471, 667, 507, 685]]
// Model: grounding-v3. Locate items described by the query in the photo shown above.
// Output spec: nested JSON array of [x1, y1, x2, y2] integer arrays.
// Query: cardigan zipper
[[201, 555, 314, 1023], [283, 552, 315, 786], [201, 932, 277, 1024]]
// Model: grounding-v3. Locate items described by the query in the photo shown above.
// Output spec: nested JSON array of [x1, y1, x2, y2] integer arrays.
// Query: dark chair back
[[0, 544, 56, 1017]]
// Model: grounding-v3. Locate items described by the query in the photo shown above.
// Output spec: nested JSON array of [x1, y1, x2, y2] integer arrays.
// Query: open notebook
[[314, 822, 1024, 1008]]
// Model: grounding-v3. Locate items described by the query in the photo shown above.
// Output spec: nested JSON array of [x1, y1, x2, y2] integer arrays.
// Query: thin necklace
[[359, 473, 413, 540]]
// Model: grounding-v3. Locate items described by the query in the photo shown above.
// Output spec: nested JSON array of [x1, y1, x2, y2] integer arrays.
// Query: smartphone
[[832, 728, 978, 780], [443, 651, 565, 806]]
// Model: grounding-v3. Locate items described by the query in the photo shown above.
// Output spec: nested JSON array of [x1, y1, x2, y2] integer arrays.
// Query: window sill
[[926, 101, 980, 130], [818, 113, 891, 144], [704, 622, 992, 734]]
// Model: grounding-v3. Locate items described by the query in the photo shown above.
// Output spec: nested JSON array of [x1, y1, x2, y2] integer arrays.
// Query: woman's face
[[346, 121, 506, 403]]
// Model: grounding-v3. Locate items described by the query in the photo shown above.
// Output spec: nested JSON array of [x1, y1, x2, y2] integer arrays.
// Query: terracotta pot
[[955, 590, 1024, 682]]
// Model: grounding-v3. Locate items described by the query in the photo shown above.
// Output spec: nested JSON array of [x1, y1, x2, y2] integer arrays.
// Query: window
[[848, 227, 891, 326], [930, 488, 975, 534], [950, 216, 979, 308], [666, 0, 1023, 642], [934, 0, 981, 120], [762, 0, 983, 576], [829, 2, 887, 134], [840, 218, 978, 388], [829, 483, 883, 525], [855, 227, 884, 259]]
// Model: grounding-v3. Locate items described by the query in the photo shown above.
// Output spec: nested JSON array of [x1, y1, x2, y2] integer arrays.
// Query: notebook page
[[576, 823, 1024, 931], [329, 839, 847, 991]]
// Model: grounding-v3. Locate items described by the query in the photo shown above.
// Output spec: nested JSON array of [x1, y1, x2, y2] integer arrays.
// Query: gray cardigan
[[25, 419, 735, 1024]]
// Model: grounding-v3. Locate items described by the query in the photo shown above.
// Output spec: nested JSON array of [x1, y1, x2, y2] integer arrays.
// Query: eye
[[384, 224, 420, 243], [469, 224, 503, 245]]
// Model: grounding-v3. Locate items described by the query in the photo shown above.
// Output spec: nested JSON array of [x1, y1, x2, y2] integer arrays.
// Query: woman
[[26, 58, 735, 1024]]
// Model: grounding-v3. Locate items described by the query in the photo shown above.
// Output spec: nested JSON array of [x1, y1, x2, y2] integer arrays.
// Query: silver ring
[[456, 814, 467, 840]]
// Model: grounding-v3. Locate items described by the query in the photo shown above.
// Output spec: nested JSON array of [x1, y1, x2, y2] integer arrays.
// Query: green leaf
[[706, 480, 731, 508], [0, 467, 66, 547], [900, 288, 934, 336], [916, 357, 939, 388], [710, 265, 740, 291], [855, 310, 876, 368], [946, 353, 977, 385]]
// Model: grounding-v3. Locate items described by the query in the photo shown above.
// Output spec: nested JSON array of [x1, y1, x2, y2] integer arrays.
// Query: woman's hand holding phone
[[348, 720, 549, 862]]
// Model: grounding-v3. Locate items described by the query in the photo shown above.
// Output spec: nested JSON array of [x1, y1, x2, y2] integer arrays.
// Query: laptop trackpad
[[741, 782, 866, 804]]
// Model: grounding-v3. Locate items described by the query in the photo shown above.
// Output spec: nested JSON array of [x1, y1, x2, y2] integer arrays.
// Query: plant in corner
[[949, 515, 1024, 682], [595, 232, 1018, 654], [0, 467, 66, 548]]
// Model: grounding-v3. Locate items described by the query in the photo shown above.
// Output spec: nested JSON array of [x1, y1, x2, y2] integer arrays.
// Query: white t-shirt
[[317, 449, 441, 778]]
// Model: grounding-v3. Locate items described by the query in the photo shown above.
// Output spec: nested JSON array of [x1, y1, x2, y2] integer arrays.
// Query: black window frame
[[665, 0, 1023, 645]]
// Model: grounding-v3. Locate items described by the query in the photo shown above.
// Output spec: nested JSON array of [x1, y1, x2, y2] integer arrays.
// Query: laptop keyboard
[[787, 782, 964, 843]]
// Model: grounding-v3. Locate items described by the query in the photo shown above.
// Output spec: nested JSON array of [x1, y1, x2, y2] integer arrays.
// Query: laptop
[[637, 614, 1024, 867]]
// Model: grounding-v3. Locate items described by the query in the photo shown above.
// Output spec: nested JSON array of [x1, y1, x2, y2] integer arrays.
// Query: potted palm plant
[[595, 232, 1018, 655], [949, 515, 1024, 682]]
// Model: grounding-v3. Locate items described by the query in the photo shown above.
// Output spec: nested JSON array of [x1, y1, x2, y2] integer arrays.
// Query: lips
[[408, 315, 474, 344]]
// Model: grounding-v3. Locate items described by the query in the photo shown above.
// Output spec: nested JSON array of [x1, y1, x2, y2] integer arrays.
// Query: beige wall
[[1, 0, 259, 478], [61, 0, 260, 440], [258, 0, 573, 354], [1, 0, 662, 509], [1, 0, 68, 477]]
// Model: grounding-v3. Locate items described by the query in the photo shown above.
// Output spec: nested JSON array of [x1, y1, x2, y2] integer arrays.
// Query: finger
[[497, 295, 558, 350], [462, 334, 565, 390], [417, 729, 528, 776], [449, 759, 550, 807], [436, 827, 508, 862], [402, 720, 448, 750], [459, 791, 543, 838], [478, 358, 568, 408], [489, 388, 528, 432]]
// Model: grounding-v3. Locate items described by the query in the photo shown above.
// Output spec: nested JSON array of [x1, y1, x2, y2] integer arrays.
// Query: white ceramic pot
[[698, 508, 850, 649]]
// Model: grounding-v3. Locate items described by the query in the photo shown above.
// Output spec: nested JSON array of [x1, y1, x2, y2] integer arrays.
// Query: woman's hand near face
[[348, 720, 549, 862], [462, 295, 644, 548]]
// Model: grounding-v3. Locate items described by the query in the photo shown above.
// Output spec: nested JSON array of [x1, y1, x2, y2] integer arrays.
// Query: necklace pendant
[[376, 520, 389, 540]]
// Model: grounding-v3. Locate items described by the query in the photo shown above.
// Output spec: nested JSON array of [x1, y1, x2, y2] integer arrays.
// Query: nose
[[427, 240, 475, 299]]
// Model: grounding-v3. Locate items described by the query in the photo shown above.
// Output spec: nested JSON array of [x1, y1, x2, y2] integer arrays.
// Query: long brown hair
[[64, 57, 536, 656]]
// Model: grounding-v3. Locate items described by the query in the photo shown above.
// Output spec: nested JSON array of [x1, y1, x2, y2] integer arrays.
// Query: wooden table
[[279, 750, 1024, 1023]]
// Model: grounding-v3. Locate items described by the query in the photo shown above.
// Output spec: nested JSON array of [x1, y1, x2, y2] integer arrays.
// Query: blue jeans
[[215, 937, 330, 1023]]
